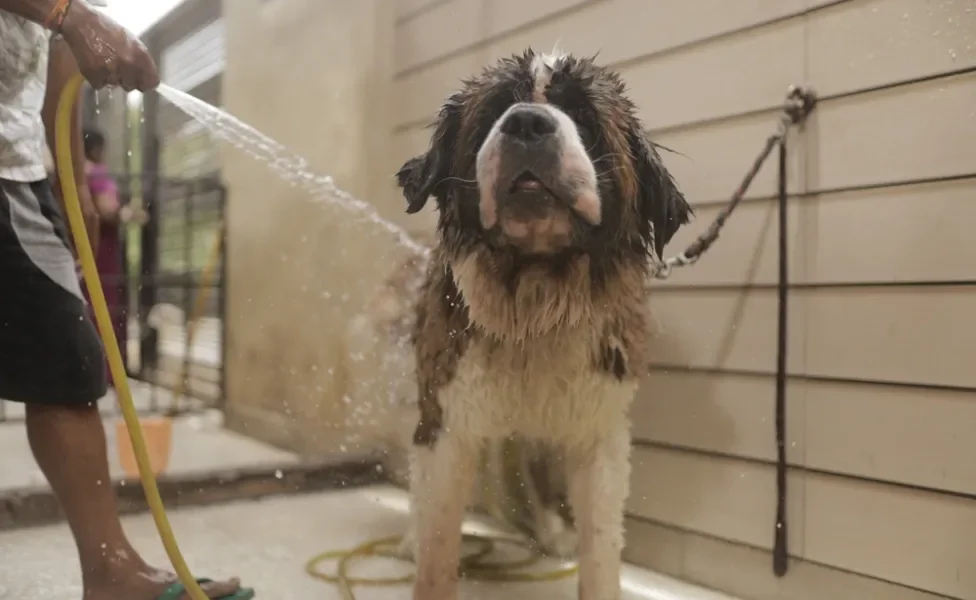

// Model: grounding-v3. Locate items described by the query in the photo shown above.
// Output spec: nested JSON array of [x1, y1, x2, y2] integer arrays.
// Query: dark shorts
[[0, 178, 108, 406]]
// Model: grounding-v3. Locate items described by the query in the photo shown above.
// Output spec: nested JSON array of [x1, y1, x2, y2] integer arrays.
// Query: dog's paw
[[539, 527, 578, 559], [534, 509, 578, 558]]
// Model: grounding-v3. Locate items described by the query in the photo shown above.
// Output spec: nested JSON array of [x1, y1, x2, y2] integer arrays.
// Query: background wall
[[220, 0, 410, 458], [221, 0, 976, 598]]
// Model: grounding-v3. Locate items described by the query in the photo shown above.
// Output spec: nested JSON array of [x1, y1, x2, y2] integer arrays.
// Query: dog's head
[[397, 49, 691, 338]]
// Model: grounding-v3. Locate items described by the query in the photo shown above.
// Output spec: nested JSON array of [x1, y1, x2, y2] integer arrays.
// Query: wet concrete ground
[[0, 486, 737, 600]]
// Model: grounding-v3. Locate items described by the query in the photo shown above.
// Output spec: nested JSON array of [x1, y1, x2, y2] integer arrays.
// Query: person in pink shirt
[[82, 128, 144, 379]]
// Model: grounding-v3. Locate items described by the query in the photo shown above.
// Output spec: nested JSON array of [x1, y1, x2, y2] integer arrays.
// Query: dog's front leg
[[568, 428, 631, 600], [411, 434, 477, 600]]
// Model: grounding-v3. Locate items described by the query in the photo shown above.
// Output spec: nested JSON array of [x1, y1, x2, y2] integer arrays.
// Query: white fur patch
[[440, 330, 636, 443], [475, 101, 600, 229], [530, 47, 565, 103]]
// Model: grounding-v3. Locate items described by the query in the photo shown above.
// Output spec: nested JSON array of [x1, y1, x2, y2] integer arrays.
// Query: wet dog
[[360, 49, 691, 599]]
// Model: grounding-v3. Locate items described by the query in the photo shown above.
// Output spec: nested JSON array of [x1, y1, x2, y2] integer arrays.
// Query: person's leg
[[0, 179, 243, 599], [25, 403, 241, 599]]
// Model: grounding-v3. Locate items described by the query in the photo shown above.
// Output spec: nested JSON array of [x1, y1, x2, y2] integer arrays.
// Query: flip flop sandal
[[155, 578, 256, 600]]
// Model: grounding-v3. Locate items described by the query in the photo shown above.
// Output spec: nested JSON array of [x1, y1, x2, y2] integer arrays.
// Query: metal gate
[[133, 171, 228, 416], [0, 172, 228, 422]]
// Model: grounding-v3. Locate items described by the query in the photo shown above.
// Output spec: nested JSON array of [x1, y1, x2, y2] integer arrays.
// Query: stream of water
[[156, 84, 427, 256]]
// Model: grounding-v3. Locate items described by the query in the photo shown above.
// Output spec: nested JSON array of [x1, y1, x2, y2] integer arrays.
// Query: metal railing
[[0, 172, 228, 422]]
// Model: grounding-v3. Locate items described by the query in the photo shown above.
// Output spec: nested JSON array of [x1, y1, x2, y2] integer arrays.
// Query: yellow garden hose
[[57, 73, 210, 600], [59, 73, 577, 600], [305, 442, 578, 599], [305, 533, 578, 600]]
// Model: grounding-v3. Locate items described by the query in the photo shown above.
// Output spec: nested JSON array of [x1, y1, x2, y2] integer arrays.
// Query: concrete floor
[[0, 379, 297, 492], [0, 486, 738, 600]]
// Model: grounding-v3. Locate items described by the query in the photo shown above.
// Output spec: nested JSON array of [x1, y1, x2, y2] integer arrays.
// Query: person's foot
[[84, 565, 243, 600]]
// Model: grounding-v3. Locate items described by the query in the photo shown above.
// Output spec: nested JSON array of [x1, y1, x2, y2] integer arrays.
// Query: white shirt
[[0, 12, 51, 183]]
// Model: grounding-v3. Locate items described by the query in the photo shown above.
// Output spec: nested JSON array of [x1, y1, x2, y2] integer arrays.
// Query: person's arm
[[87, 166, 124, 224], [1, 0, 160, 92], [42, 36, 100, 252]]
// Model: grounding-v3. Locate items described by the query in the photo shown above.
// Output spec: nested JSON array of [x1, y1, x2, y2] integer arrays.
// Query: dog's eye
[[571, 110, 598, 148]]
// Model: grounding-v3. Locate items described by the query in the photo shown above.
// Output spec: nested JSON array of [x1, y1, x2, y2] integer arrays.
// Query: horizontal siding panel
[[486, 0, 593, 48], [628, 446, 807, 554], [485, 0, 810, 78], [807, 0, 976, 97], [804, 285, 976, 388], [633, 370, 976, 495], [805, 474, 976, 599], [805, 178, 976, 284], [647, 288, 806, 373], [395, 0, 590, 74], [393, 51, 486, 128], [804, 378, 976, 496], [624, 518, 949, 600], [655, 110, 805, 205], [650, 286, 976, 388], [631, 370, 803, 464], [660, 72, 976, 206], [659, 177, 976, 287], [810, 71, 976, 191], [393, 0, 812, 128], [628, 447, 976, 598], [395, 0, 483, 74], [397, 0, 447, 20], [624, 19, 804, 130]]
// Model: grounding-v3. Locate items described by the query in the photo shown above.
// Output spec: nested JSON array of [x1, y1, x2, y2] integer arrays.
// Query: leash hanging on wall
[[654, 85, 817, 578]]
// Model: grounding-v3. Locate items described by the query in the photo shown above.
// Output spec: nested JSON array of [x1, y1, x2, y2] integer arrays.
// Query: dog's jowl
[[391, 49, 691, 600]]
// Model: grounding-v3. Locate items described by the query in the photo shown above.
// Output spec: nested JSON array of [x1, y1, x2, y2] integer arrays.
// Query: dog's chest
[[441, 329, 636, 442]]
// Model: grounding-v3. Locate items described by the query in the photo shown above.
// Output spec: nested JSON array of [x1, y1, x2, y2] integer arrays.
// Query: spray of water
[[156, 84, 428, 256]]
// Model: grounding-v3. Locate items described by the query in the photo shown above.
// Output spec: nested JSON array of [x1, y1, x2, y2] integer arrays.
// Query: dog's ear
[[396, 96, 462, 214], [630, 129, 693, 259]]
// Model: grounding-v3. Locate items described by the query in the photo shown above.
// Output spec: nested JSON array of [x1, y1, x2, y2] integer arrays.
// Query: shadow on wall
[[628, 196, 778, 545], [630, 326, 734, 533]]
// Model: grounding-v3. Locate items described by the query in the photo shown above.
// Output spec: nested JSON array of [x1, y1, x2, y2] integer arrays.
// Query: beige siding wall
[[389, 1, 976, 599]]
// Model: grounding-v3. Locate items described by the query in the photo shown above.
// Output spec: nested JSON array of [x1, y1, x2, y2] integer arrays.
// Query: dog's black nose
[[500, 105, 558, 143]]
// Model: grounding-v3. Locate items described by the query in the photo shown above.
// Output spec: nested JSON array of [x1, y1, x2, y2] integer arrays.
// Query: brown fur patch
[[589, 80, 642, 238], [450, 245, 651, 356], [411, 248, 474, 446], [597, 291, 651, 381], [452, 250, 596, 342]]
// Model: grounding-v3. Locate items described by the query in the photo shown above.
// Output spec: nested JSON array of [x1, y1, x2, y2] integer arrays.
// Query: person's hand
[[120, 204, 149, 226], [58, 1, 160, 91]]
